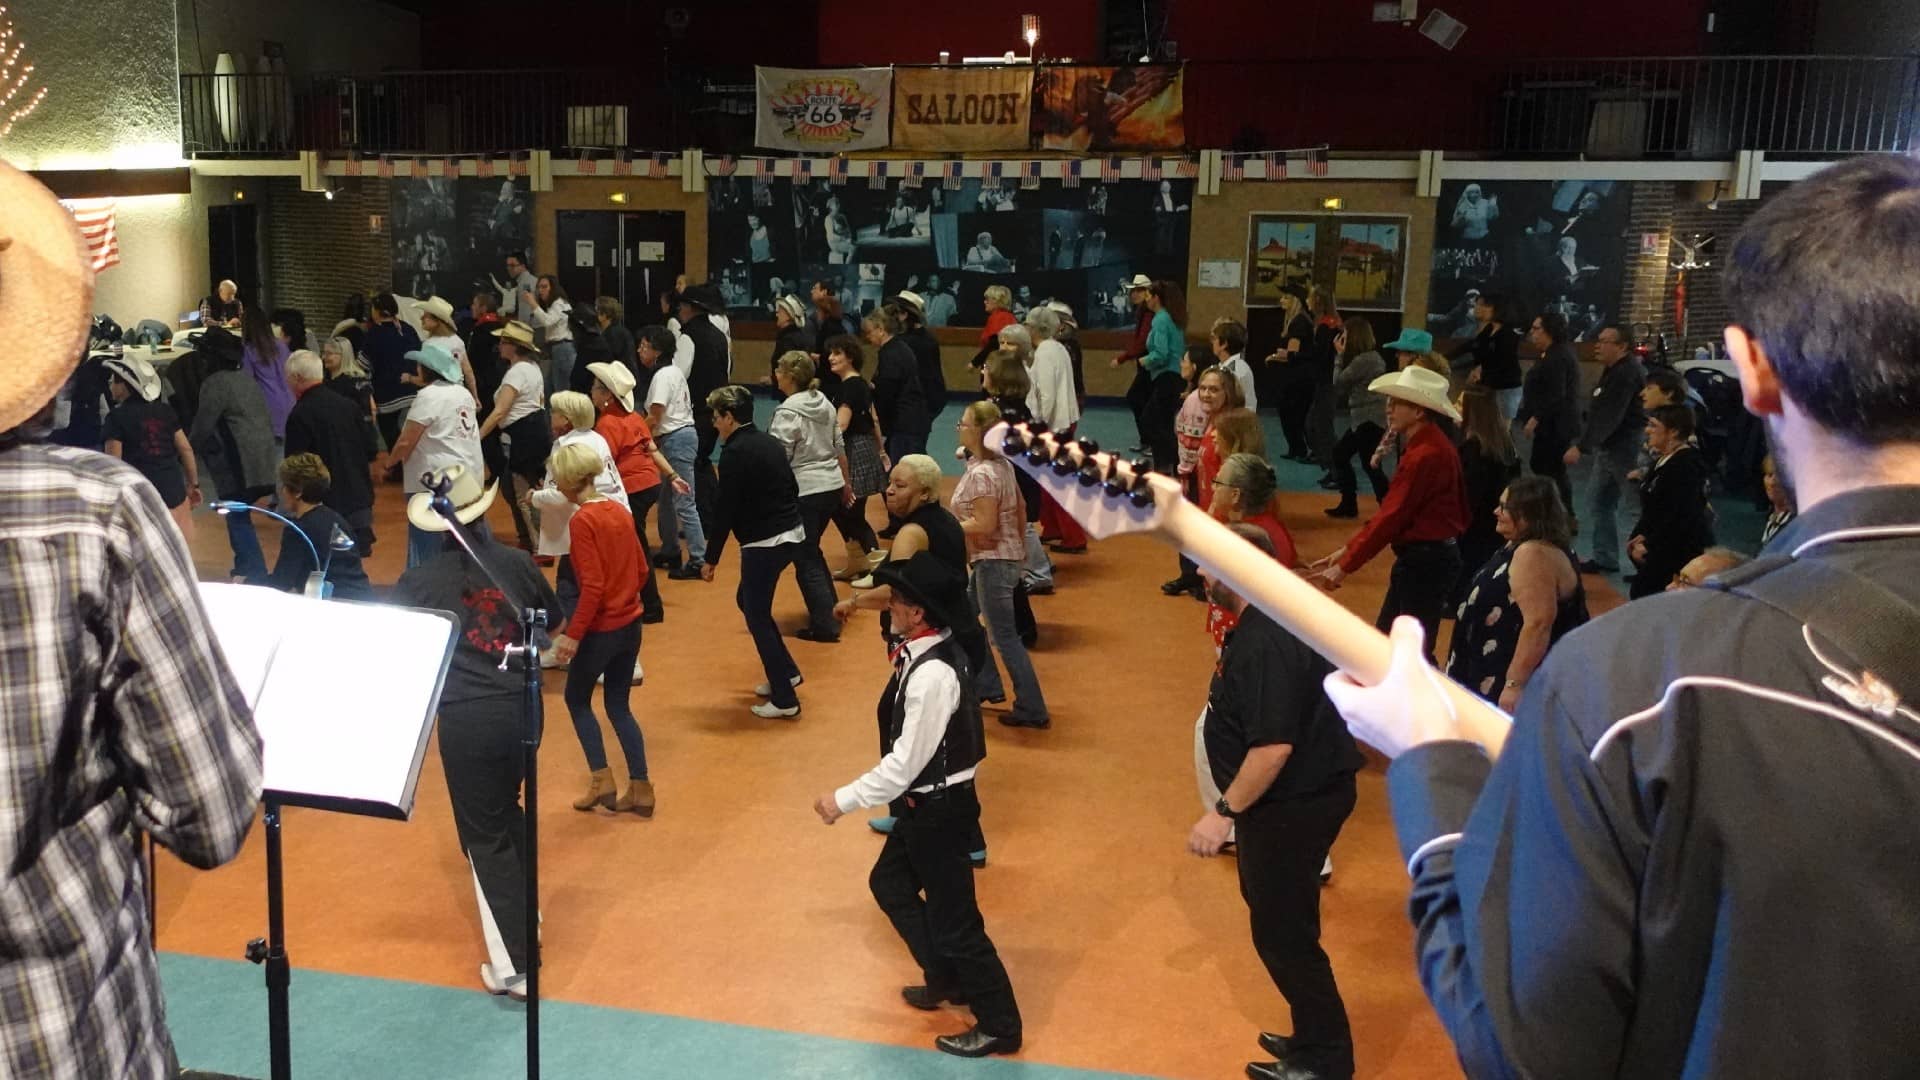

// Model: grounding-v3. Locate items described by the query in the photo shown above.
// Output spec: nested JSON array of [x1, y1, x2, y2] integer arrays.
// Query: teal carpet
[[161, 953, 1149, 1080]]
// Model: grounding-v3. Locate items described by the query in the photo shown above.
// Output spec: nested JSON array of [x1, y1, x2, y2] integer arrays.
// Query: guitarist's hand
[[1322, 616, 1462, 759], [1315, 564, 1347, 591]]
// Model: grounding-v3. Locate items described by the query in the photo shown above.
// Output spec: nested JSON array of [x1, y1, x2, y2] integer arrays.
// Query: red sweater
[[595, 408, 660, 494], [979, 308, 1016, 351], [565, 498, 644, 637], [1340, 421, 1468, 574]]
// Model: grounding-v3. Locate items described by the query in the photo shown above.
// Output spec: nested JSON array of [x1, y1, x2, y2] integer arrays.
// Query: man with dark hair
[[497, 251, 536, 322], [813, 552, 1022, 1060], [1563, 323, 1645, 572], [1447, 291, 1523, 420], [1325, 154, 1920, 1079], [890, 293, 947, 427], [1109, 275, 1156, 451], [1194, 523, 1363, 1080], [364, 291, 423, 475], [679, 285, 732, 536]]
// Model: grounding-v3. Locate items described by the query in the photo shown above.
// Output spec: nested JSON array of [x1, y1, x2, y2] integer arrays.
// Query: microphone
[[421, 468, 455, 515]]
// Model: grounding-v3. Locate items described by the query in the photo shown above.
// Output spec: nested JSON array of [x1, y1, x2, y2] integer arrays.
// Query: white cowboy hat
[[586, 360, 636, 413], [1368, 366, 1461, 422], [491, 319, 542, 356], [102, 354, 163, 402], [774, 294, 807, 323], [1045, 299, 1075, 323], [406, 464, 499, 533], [1125, 274, 1153, 290], [889, 290, 926, 316], [0, 163, 95, 432], [420, 295, 458, 332]]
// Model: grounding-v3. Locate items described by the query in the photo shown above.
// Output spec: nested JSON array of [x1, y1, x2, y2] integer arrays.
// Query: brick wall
[[1619, 181, 1759, 354], [264, 177, 394, 328], [1621, 181, 1674, 334]]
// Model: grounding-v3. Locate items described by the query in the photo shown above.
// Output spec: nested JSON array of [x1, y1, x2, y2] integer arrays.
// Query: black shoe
[[998, 714, 1051, 730], [795, 626, 840, 643], [642, 610, 665, 625], [979, 694, 1008, 707], [1246, 1062, 1330, 1080], [1048, 543, 1087, 555], [1316, 477, 1341, 490], [1577, 558, 1619, 574], [650, 552, 679, 570], [901, 985, 968, 1011], [1162, 576, 1199, 596], [935, 1027, 1021, 1058], [666, 563, 703, 580], [1324, 503, 1358, 519], [1257, 1033, 1291, 1061]]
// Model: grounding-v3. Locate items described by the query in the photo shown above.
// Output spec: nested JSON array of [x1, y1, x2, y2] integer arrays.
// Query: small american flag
[[1174, 157, 1197, 179], [1020, 160, 1041, 189], [343, 155, 363, 178], [377, 157, 395, 179], [612, 150, 632, 177], [1062, 159, 1082, 188], [902, 161, 923, 189], [943, 161, 962, 190], [475, 157, 493, 179], [1266, 152, 1285, 180], [828, 156, 847, 185], [63, 200, 120, 272], [509, 155, 528, 177], [795, 158, 814, 182], [1222, 154, 1242, 182], [652, 152, 673, 177], [577, 154, 597, 176], [1306, 150, 1329, 178], [1143, 157, 1162, 181], [988, 161, 1003, 185], [747, 157, 767, 180], [714, 155, 737, 178], [1101, 157, 1121, 182]]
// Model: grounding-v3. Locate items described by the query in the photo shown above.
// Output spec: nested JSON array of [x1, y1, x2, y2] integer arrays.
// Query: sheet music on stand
[[197, 583, 457, 819]]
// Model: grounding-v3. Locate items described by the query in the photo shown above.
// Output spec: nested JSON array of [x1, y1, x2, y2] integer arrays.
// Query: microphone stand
[[423, 471, 545, 1080]]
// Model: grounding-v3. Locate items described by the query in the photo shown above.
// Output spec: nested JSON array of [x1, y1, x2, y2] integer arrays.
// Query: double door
[[554, 211, 686, 329]]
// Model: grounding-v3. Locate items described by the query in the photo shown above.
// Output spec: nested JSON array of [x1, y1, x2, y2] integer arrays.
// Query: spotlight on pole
[[1022, 14, 1040, 61]]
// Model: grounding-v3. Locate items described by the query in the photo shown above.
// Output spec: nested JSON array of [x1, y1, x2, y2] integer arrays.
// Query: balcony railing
[[181, 55, 1920, 160]]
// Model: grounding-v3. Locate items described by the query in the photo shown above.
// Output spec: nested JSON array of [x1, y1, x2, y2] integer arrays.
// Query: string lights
[[0, 7, 49, 140]]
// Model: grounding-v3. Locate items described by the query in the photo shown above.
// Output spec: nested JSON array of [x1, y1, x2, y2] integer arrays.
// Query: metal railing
[[181, 55, 1920, 159]]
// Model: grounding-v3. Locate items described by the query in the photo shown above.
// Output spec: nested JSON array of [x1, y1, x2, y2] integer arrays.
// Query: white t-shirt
[[1221, 353, 1258, 413], [402, 382, 483, 494], [500, 360, 546, 427], [644, 364, 694, 437], [527, 429, 629, 556], [424, 333, 470, 384], [666, 318, 693, 378]]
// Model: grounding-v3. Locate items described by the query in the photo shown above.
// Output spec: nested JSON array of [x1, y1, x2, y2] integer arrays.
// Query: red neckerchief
[[888, 628, 941, 667]]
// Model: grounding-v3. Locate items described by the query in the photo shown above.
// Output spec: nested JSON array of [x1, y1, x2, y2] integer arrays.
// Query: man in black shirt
[[678, 284, 731, 536], [284, 349, 377, 556], [1191, 524, 1364, 1080], [1446, 291, 1523, 419], [1324, 153, 1920, 1080], [889, 292, 947, 427], [1563, 324, 1646, 572]]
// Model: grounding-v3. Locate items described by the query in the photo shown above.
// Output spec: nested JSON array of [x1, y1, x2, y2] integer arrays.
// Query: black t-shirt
[[835, 376, 875, 437], [249, 505, 375, 601], [103, 398, 187, 506], [1204, 606, 1365, 807], [391, 538, 561, 704]]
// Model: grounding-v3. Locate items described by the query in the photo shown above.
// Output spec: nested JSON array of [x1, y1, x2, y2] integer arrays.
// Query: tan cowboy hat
[[0, 163, 95, 432], [492, 319, 542, 356], [1368, 366, 1461, 422], [102, 354, 163, 403], [406, 464, 499, 533], [586, 360, 636, 413], [420, 295, 458, 332]]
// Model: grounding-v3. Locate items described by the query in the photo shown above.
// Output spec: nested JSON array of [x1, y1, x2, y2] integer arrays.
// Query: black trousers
[[1528, 432, 1573, 516], [1329, 422, 1390, 501], [1125, 363, 1154, 445], [694, 412, 720, 541], [1276, 377, 1313, 459], [1145, 371, 1186, 473], [438, 694, 531, 973], [1305, 373, 1338, 466], [630, 487, 664, 619], [1236, 777, 1358, 1079], [832, 494, 878, 552], [1377, 540, 1462, 661], [794, 488, 843, 637], [869, 783, 1021, 1038]]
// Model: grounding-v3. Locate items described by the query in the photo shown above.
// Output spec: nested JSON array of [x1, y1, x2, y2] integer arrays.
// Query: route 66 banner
[[756, 67, 893, 152]]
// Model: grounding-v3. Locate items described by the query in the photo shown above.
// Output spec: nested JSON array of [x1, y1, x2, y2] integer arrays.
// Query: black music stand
[[197, 584, 458, 1080]]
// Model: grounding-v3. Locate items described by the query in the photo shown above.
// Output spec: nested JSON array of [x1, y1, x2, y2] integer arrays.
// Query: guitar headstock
[[986, 420, 1187, 541]]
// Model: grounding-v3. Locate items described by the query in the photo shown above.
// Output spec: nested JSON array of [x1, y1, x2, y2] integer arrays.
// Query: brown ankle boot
[[832, 541, 867, 582], [572, 768, 616, 811], [615, 779, 655, 818]]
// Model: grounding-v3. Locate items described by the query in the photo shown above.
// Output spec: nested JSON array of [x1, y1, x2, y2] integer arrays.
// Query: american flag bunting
[[1143, 157, 1162, 181], [829, 156, 847, 185], [475, 157, 493, 178], [612, 150, 632, 177], [63, 200, 120, 272], [1266, 152, 1285, 180], [1222, 154, 1243, 182], [378, 157, 395, 179], [943, 161, 962, 190], [1174, 157, 1197, 179], [1020, 161, 1041, 189], [577, 154, 596, 175], [1062, 159, 1082, 188], [903, 161, 923, 189], [795, 158, 813, 182]]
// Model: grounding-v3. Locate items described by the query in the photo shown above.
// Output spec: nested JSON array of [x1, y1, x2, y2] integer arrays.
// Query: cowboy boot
[[572, 768, 616, 811], [833, 541, 867, 582], [615, 779, 656, 818]]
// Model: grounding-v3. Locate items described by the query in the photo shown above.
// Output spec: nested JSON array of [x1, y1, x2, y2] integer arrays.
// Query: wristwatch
[[1213, 796, 1238, 820]]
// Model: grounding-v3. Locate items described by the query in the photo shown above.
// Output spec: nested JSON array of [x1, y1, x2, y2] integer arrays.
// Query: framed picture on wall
[[1244, 212, 1408, 312]]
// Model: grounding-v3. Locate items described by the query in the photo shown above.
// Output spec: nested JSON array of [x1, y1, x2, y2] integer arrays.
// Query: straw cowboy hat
[[102, 354, 163, 403], [0, 162, 96, 433], [420, 295, 459, 332], [492, 319, 542, 356], [586, 361, 636, 413], [1124, 274, 1153, 291], [775, 294, 807, 324], [889, 290, 926, 316], [1045, 299, 1076, 325], [406, 463, 499, 533], [1368, 366, 1461, 422]]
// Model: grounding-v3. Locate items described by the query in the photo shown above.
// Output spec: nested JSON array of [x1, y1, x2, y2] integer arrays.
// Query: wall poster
[[1246, 212, 1406, 312], [891, 66, 1034, 152], [1426, 179, 1628, 342], [755, 67, 893, 152], [706, 173, 1193, 331], [390, 176, 531, 303], [1032, 64, 1186, 152]]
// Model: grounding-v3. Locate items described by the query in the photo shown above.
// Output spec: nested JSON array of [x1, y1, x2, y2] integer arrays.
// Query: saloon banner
[[891, 66, 1034, 152], [1033, 64, 1186, 152], [755, 67, 893, 152]]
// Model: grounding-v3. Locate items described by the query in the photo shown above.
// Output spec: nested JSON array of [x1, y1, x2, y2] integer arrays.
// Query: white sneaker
[[480, 962, 527, 1002], [750, 701, 801, 720], [540, 652, 562, 670], [753, 674, 804, 697], [850, 574, 875, 589]]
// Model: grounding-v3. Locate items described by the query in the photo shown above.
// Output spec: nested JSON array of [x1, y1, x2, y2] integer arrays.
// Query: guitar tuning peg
[[1025, 420, 1050, 437], [1048, 442, 1078, 476], [1076, 456, 1104, 488], [1101, 457, 1131, 499], [1127, 471, 1156, 508], [1075, 437, 1100, 457], [1000, 429, 1028, 456], [1024, 441, 1052, 467]]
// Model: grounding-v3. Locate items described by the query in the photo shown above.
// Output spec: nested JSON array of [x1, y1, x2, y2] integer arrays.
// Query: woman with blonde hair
[[954, 400, 1050, 728], [769, 350, 851, 641], [526, 390, 629, 630], [983, 347, 1049, 607], [546, 441, 655, 818], [973, 284, 1017, 369]]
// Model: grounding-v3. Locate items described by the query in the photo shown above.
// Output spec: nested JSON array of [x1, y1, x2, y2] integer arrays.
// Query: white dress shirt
[[834, 630, 971, 813], [1025, 338, 1082, 432], [1220, 352, 1258, 412]]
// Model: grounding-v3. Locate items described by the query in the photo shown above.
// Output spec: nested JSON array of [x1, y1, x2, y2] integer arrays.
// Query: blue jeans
[[546, 340, 577, 401], [655, 425, 706, 563], [738, 543, 801, 707], [563, 619, 647, 778], [1584, 442, 1641, 569], [225, 509, 267, 579], [970, 558, 1049, 724]]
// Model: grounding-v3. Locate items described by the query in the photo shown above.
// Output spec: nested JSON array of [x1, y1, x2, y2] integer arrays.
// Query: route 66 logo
[[769, 76, 881, 144]]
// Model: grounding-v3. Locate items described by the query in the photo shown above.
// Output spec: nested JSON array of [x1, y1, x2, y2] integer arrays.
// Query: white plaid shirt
[[0, 441, 262, 1078]]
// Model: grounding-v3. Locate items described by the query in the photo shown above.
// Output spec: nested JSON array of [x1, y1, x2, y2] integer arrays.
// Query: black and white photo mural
[[706, 175, 1193, 329], [1426, 179, 1629, 342], [390, 177, 532, 303]]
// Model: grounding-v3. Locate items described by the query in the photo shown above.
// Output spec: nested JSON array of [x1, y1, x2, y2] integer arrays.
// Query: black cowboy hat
[[681, 283, 727, 314], [871, 552, 969, 631]]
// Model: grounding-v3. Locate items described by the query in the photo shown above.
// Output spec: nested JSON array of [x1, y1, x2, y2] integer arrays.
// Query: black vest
[[876, 634, 986, 791]]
